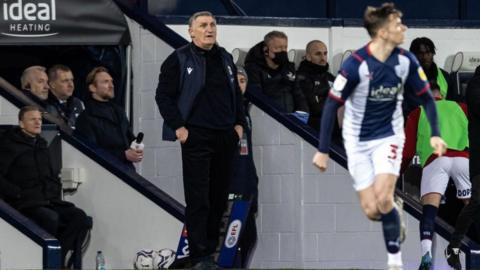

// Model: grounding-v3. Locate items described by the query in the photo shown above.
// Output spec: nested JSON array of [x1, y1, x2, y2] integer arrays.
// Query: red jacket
[[401, 102, 469, 173]]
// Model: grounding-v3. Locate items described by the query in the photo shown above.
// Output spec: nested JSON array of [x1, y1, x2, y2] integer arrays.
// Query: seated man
[[75, 66, 143, 170], [46, 65, 85, 129], [410, 37, 453, 100], [0, 105, 91, 266], [295, 40, 335, 130], [401, 83, 470, 270], [403, 37, 458, 118], [20, 65, 50, 104], [244, 30, 308, 113]]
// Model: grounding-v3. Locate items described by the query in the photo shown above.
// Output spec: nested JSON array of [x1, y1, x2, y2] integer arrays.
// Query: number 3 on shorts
[[387, 144, 398, 160]]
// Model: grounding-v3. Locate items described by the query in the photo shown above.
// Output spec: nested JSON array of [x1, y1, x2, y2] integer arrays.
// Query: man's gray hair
[[188, 11, 215, 27], [263, 31, 288, 46], [21, 65, 46, 89]]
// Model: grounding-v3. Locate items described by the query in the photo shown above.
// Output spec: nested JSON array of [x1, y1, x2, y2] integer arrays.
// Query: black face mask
[[272, 51, 289, 65]]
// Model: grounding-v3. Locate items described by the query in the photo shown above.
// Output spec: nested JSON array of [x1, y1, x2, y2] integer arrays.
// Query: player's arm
[[405, 52, 446, 156], [400, 108, 420, 173], [313, 58, 359, 171]]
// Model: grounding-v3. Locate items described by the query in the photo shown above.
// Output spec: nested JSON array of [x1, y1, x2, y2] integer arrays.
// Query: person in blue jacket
[[229, 66, 259, 267], [156, 11, 246, 270]]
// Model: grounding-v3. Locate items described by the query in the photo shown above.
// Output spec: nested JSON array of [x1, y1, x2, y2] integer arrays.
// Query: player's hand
[[430, 136, 447, 156], [176, 127, 189, 144], [312, 151, 329, 172]]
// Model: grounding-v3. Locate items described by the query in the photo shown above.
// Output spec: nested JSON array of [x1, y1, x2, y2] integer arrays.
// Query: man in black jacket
[[156, 11, 245, 270], [75, 67, 142, 171], [229, 66, 258, 267], [244, 30, 309, 113], [46, 64, 85, 129], [445, 65, 480, 270], [0, 106, 91, 266], [295, 40, 335, 130]]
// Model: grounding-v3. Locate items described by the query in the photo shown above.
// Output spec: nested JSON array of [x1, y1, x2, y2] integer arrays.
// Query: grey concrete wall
[[0, 217, 43, 269]]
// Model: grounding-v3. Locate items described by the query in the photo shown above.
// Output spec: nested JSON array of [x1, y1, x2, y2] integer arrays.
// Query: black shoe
[[191, 259, 221, 270], [445, 245, 462, 270]]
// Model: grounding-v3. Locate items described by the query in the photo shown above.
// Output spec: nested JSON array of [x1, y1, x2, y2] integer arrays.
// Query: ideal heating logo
[[2, 0, 58, 37], [369, 83, 402, 101]]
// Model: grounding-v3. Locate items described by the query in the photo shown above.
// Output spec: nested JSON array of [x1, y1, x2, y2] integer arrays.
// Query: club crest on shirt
[[418, 67, 428, 81]]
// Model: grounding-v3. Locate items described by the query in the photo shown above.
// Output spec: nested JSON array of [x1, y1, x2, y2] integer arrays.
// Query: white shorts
[[345, 135, 405, 191], [421, 157, 471, 199]]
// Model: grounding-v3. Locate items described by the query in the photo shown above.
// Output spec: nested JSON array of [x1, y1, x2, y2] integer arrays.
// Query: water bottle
[[96, 251, 106, 270], [130, 132, 145, 151]]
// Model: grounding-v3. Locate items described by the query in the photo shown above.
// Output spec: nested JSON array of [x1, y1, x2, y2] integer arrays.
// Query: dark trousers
[[181, 126, 238, 263], [451, 174, 480, 247], [21, 202, 91, 265]]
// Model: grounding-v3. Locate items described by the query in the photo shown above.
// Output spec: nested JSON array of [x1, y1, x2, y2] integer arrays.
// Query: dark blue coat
[[156, 43, 244, 141], [229, 101, 259, 212]]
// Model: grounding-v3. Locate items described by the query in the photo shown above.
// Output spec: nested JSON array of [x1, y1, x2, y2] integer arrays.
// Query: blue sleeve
[[419, 93, 440, 136], [318, 98, 341, 152], [317, 56, 360, 153], [328, 56, 361, 102], [404, 51, 440, 137]]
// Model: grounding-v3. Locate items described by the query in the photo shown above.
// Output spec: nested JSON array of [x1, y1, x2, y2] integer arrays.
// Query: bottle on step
[[96, 250, 106, 270]]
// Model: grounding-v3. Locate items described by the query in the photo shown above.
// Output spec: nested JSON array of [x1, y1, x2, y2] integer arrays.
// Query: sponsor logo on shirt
[[369, 83, 402, 101]]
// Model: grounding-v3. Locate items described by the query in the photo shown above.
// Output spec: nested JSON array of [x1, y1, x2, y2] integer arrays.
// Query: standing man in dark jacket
[[295, 40, 335, 130], [155, 11, 245, 270], [229, 66, 258, 267], [46, 64, 85, 130], [0, 106, 91, 267], [75, 67, 142, 171], [444, 65, 480, 270], [244, 30, 309, 113]]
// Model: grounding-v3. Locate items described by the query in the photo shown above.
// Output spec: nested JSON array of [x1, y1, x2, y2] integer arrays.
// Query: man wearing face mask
[[295, 40, 335, 130], [244, 31, 308, 113]]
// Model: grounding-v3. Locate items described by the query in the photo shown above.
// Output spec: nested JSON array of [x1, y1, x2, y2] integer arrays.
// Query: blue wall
[[154, 0, 479, 20]]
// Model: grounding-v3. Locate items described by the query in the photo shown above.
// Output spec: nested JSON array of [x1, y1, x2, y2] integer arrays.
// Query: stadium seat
[[232, 48, 249, 66], [287, 49, 305, 69], [449, 51, 480, 99]]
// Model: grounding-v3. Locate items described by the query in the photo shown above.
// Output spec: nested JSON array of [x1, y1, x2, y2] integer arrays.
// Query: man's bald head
[[305, 40, 328, 66]]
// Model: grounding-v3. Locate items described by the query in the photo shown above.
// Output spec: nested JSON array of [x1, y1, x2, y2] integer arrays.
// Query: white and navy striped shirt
[[318, 44, 439, 152]]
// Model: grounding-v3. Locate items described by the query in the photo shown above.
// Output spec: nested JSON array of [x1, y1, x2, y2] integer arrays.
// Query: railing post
[[466, 242, 480, 270]]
